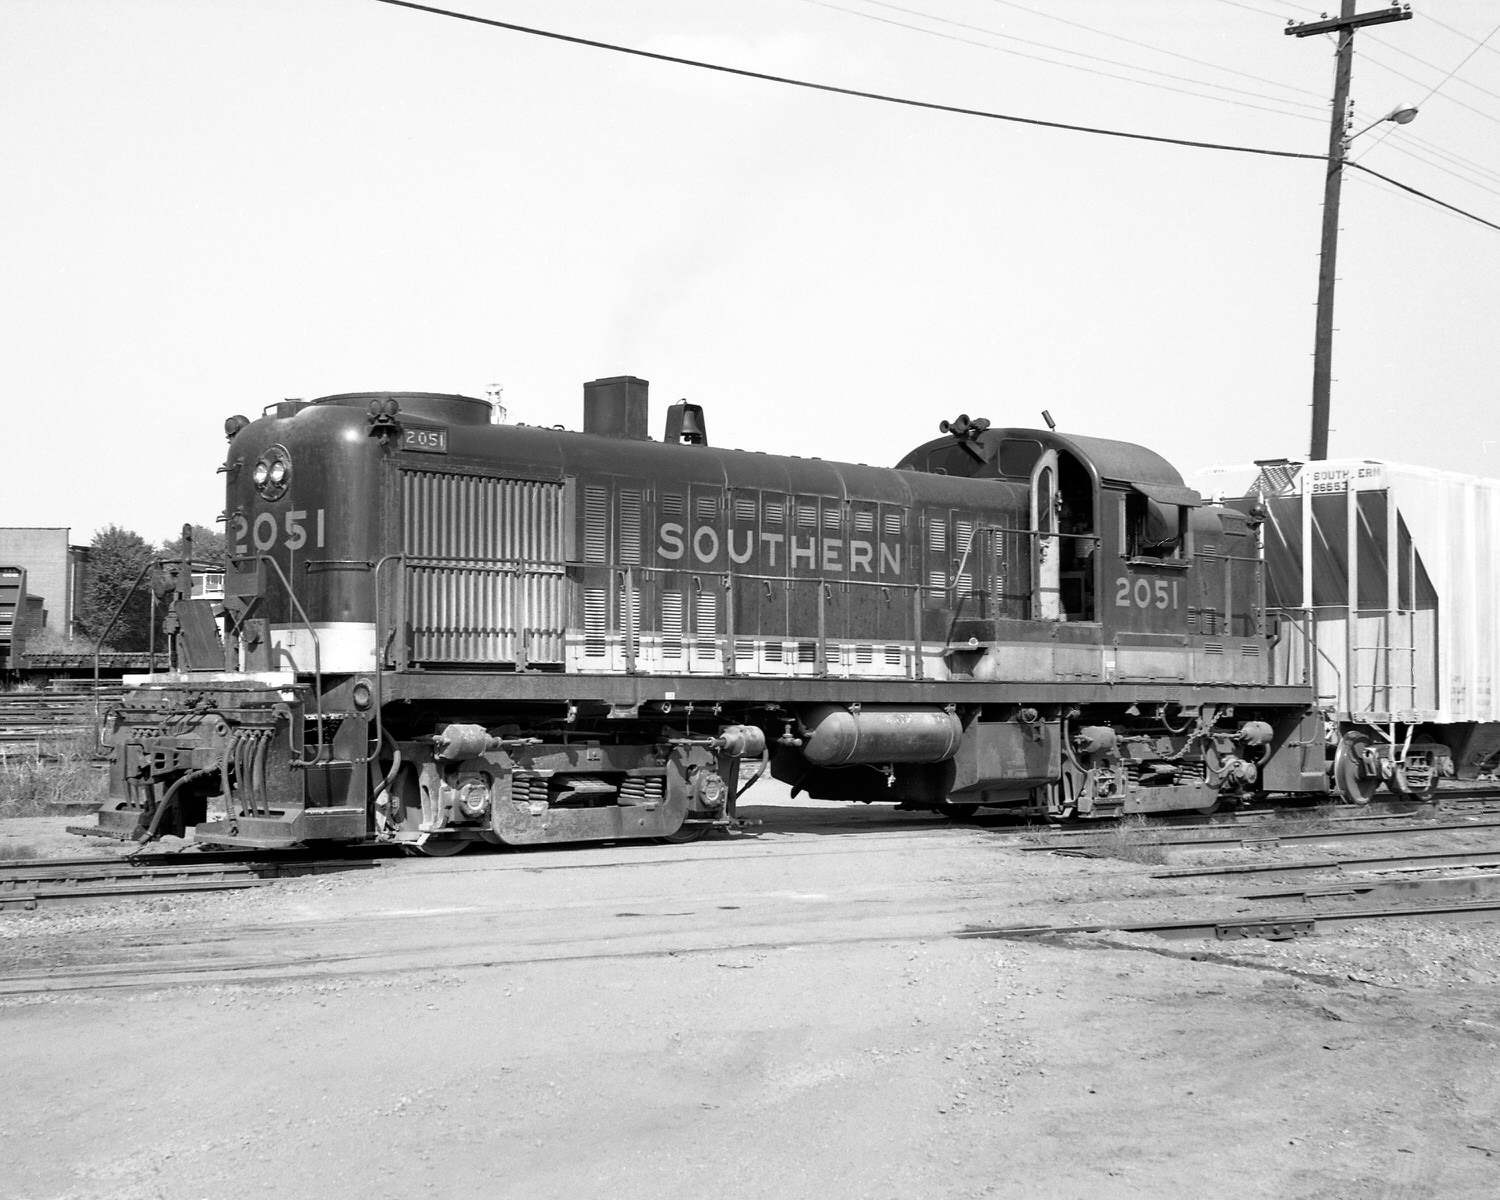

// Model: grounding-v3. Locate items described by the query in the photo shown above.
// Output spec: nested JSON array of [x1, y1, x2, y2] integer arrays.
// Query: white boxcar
[[1196, 458, 1500, 793]]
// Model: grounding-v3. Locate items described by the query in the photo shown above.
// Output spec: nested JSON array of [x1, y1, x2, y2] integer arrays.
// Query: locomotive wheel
[[655, 822, 712, 844], [405, 836, 469, 857], [1332, 733, 1380, 805]]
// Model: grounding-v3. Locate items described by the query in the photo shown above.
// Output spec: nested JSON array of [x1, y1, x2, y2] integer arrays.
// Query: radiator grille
[[402, 471, 567, 664]]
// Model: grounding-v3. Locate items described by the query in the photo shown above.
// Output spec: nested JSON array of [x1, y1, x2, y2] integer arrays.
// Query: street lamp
[[1349, 102, 1419, 141]]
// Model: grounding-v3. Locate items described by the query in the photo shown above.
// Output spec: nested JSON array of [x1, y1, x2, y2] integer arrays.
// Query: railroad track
[[959, 896, 1500, 943], [970, 834, 1500, 942], [0, 689, 118, 748], [0, 856, 382, 909], [1023, 816, 1500, 854]]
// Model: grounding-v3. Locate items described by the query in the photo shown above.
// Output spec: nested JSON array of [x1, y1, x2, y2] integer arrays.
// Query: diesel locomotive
[[90, 376, 1335, 852]]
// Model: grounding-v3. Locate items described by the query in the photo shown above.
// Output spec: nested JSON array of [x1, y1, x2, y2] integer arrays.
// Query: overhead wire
[[370, 0, 1500, 234], [1372, 138, 1500, 203], [1374, 38, 1500, 106], [1356, 17, 1500, 164], [1357, 48, 1500, 131], [1211, 0, 1321, 21], [1406, 15, 1500, 107], [371, 0, 1321, 158], [1423, 11, 1500, 59], [1351, 167, 1499, 233], [982, 0, 1327, 103], [1347, 161, 1500, 232], [805, 0, 1326, 122]]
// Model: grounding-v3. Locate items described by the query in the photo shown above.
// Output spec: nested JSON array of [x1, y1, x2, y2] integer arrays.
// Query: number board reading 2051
[[1115, 576, 1181, 610], [403, 426, 449, 454]]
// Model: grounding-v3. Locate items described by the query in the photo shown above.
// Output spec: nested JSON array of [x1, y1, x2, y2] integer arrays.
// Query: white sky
[[4, 0, 1499, 546]]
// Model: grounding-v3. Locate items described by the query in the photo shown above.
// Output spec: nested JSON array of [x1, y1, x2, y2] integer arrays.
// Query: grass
[[1090, 816, 1172, 866], [0, 733, 110, 818]]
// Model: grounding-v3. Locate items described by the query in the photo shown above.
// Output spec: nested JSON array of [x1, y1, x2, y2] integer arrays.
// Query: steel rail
[[958, 897, 1500, 942], [0, 860, 379, 888], [0, 859, 381, 909], [1024, 817, 1500, 853], [1155, 846, 1500, 880], [1241, 872, 1500, 904], [0, 848, 393, 874], [0, 878, 271, 910]]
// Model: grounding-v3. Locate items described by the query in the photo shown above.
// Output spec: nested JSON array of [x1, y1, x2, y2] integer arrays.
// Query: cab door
[[1030, 450, 1061, 621]]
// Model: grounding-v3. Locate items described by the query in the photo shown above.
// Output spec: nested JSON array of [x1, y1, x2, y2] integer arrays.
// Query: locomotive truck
[[88, 376, 1338, 853]]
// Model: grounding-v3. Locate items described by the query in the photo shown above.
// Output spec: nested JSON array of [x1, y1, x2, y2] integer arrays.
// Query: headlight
[[252, 445, 291, 500]]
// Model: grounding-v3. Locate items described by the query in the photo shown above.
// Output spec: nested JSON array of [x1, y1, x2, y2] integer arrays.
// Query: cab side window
[[1125, 494, 1184, 560]]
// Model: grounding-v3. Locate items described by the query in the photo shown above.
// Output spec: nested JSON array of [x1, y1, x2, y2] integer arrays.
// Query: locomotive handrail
[[616, 567, 639, 674], [1268, 605, 1343, 701], [88, 556, 168, 753], [232, 553, 326, 765], [404, 551, 941, 680], [363, 552, 406, 801]]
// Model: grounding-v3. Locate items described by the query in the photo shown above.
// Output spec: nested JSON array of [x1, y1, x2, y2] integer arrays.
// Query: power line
[[1357, 19, 1500, 164], [1407, 16, 1500, 107], [371, 0, 1321, 159], [1211, 0, 1320, 20], [1375, 39, 1500, 106], [1381, 127, 1500, 189], [1351, 163, 1500, 232], [370, 0, 1500, 235], [1347, 161, 1500, 232], [1374, 138, 1500, 203], [811, 0, 1325, 117], [1423, 11, 1500, 58], [983, 0, 1326, 103]]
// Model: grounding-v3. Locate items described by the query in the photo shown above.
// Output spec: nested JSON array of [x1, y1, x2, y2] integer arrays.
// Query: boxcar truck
[[1198, 458, 1500, 800]]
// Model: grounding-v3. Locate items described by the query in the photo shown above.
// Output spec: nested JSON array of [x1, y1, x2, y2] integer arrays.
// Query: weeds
[[1090, 816, 1171, 866], [0, 733, 109, 817], [0, 843, 39, 860]]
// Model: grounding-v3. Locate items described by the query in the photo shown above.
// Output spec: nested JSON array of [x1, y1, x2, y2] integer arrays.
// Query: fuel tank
[[800, 704, 964, 765]]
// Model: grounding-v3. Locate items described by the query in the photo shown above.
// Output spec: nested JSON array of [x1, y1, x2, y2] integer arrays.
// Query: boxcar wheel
[[933, 800, 979, 820], [1333, 733, 1380, 804]]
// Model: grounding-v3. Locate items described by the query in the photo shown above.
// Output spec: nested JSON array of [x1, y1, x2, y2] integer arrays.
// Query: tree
[[76, 526, 158, 651], [159, 523, 227, 567]]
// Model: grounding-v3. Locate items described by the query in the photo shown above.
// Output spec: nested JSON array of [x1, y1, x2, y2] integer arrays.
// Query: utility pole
[[1286, 3, 1412, 461]]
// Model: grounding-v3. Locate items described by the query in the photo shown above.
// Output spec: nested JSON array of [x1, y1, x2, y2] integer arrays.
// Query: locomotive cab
[[896, 419, 1220, 642]]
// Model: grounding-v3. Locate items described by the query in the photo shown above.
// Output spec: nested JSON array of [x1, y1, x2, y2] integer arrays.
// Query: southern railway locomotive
[[92, 376, 1341, 852]]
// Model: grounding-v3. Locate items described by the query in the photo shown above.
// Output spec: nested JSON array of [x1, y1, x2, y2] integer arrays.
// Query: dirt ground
[[3, 787, 1500, 1200]]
